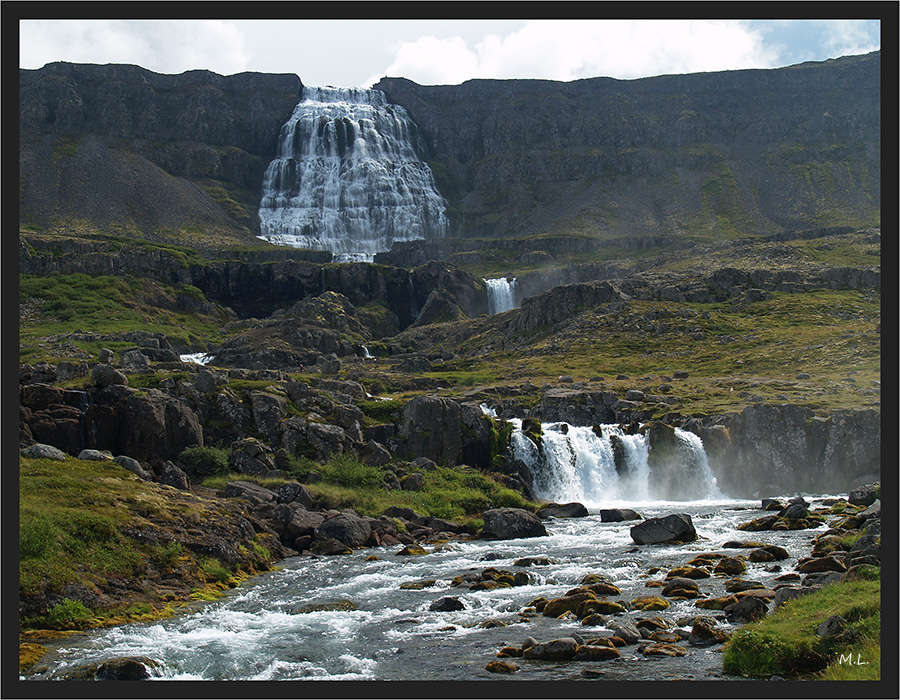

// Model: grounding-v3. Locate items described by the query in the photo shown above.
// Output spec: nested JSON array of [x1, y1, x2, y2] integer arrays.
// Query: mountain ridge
[[19, 52, 880, 256]]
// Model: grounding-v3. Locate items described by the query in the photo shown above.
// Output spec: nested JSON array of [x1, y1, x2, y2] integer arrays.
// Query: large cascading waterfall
[[258, 86, 449, 261], [485, 277, 518, 314], [509, 420, 720, 506]]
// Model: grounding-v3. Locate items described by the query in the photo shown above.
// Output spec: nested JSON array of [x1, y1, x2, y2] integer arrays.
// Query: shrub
[[45, 598, 93, 628], [179, 445, 231, 476], [321, 453, 384, 488]]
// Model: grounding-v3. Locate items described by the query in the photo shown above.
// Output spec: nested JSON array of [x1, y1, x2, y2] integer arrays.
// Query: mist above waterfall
[[258, 86, 448, 262], [510, 420, 721, 506]]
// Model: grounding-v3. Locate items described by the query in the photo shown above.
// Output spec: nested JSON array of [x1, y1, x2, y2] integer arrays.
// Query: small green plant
[[199, 557, 232, 584], [44, 598, 94, 628]]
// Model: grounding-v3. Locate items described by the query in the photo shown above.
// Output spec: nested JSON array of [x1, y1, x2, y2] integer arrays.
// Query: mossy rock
[[542, 591, 597, 618], [395, 544, 429, 556], [399, 579, 438, 590], [485, 660, 519, 674], [630, 595, 671, 611], [641, 643, 688, 657], [695, 595, 739, 610], [713, 557, 747, 576], [291, 598, 358, 614]]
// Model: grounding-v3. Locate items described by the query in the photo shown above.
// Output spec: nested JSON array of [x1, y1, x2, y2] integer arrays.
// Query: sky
[[18, 19, 883, 88]]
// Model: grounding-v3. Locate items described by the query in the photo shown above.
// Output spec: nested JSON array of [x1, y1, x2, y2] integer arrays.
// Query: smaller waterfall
[[485, 277, 518, 315], [509, 420, 719, 505]]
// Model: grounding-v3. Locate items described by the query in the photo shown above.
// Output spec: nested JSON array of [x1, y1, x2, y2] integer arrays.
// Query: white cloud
[[20, 20, 253, 75], [368, 20, 781, 86], [817, 19, 881, 58]]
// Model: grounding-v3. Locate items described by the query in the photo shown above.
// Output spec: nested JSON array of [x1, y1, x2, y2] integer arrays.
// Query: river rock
[[724, 596, 768, 622], [480, 508, 548, 539], [542, 591, 597, 618], [430, 596, 465, 611], [630, 514, 697, 544], [574, 645, 621, 661], [599, 508, 641, 522], [795, 555, 847, 573], [522, 637, 579, 661], [485, 660, 518, 674], [536, 502, 590, 519]]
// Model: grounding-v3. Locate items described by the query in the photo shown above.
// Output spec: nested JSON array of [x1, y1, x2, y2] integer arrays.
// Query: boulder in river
[[599, 508, 642, 522], [480, 508, 548, 539], [630, 513, 697, 545], [536, 502, 589, 519]]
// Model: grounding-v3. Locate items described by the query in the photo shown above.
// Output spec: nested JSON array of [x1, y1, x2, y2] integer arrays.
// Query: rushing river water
[[26, 496, 833, 683]]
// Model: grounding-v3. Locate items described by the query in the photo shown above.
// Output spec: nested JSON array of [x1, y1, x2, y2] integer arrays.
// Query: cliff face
[[19, 63, 302, 245], [376, 52, 880, 238], [19, 54, 880, 249]]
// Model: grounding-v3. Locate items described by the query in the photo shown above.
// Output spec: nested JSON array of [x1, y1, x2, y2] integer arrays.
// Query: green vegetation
[[19, 272, 230, 364], [201, 451, 535, 525], [19, 455, 278, 633], [723, 573, 880, 680]]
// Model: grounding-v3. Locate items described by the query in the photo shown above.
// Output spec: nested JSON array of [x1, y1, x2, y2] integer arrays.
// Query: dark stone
[[599, 508, 641, 522], [481, 508, 548, 539], [630, 513, 697, 544]]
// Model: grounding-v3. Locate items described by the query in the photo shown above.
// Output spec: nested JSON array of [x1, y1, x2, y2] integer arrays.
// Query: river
[[25, 495, 829, 683]]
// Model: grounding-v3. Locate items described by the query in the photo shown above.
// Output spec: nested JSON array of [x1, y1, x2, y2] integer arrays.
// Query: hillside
[[18, 53, 880, 257]]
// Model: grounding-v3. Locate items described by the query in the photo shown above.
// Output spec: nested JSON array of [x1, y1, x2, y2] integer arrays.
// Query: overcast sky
[[18, 19, 882, 88]]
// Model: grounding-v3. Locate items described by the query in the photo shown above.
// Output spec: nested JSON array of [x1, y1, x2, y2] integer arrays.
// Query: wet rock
[[536, 502, 589, 519], [485, 660, 518, 674], [480, 508, 548, 539], [430, 596, 465, 612], [630, 513, 696, 544], [630, 595, 671, 611], [688, 620, 730, 646], [522, 637, 579, 661], [713, 556, 747, 576], [641, 643, 687, 657], [309, 538, 353, 555], [574, 645, 621, 661], [796, 555, 847, 573], [542, 591, 597, 618], [724, 596, 768, 622], [60, 656, 155, 680], [599, 508, 642, 522], [607, 620, 641, 644], [291, 599, 357, 614]]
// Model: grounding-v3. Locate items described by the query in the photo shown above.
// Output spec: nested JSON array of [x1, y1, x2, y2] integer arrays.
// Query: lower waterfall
[[510, 420, 721, 506]]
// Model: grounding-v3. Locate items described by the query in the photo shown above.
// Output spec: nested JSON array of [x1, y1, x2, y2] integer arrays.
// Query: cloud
[[20, 20, 253, 75], [368, 20, 782, 86], [817, 19, 881, 58]]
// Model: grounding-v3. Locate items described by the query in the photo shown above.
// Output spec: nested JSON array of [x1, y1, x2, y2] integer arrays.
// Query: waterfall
[[485, 277, 517, 315], [258, 86, 448, 262], [509, 420, 719, 506]]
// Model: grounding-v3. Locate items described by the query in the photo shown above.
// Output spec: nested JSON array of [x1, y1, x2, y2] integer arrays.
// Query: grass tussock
[[722, 572, 881, 680]]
